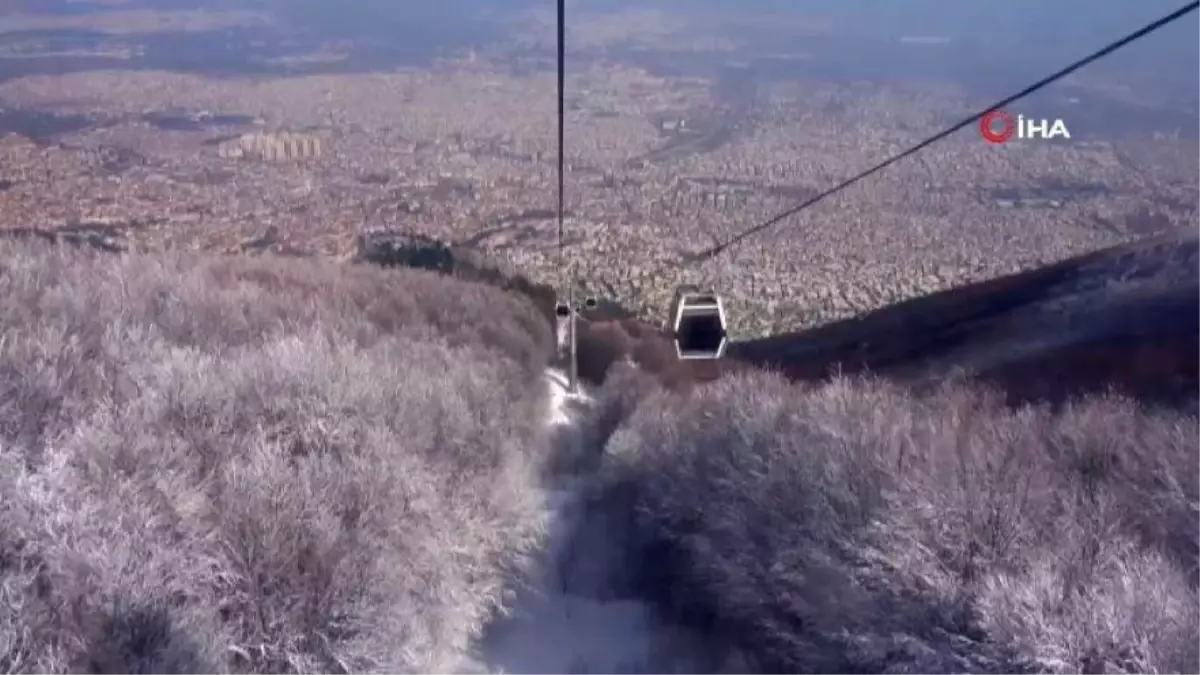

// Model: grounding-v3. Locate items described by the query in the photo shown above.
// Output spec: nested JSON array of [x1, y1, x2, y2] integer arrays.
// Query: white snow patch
[[543, 368, 587, 428], [469, 368, 715, 674]]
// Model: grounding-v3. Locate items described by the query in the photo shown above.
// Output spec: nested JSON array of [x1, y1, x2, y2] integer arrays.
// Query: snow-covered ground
[[470, 369, 718, 674]]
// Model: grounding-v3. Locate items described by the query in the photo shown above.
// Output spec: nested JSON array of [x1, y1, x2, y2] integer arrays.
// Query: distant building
[[218, 132, 324, 162]]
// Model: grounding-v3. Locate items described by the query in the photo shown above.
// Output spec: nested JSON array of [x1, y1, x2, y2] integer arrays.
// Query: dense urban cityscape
[[1, 5, 1196, 336]]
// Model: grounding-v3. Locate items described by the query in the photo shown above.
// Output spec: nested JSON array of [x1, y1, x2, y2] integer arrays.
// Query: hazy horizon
[[15, 0, 1199, 66]]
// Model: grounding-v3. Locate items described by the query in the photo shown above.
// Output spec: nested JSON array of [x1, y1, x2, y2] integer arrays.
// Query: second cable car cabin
[[668, 285, 728, 360]]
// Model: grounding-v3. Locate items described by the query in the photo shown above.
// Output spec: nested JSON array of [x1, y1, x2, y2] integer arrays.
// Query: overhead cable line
[[556, 0, 567, 285], [680, 1, 1199, 265], [555, 0, 582, 393]]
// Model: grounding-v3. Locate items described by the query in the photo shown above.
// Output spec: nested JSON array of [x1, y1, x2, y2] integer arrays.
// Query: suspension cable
[[679, 1, 1199, 265], [556, 0, 583, 393], [556, 0, 567, 288]]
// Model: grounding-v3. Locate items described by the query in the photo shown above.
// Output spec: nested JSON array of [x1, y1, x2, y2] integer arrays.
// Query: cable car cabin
[[668, 286, 728, 360], [554, 302, 571, 353]]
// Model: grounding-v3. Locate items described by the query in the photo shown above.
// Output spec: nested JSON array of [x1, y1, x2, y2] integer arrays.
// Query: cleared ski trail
[[469, 368, 717, 674]]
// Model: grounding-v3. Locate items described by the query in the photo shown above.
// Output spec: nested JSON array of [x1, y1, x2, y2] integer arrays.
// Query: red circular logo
[[979, 110, 1015, 144]]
